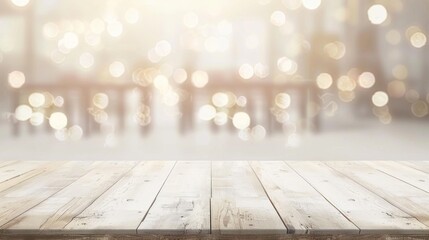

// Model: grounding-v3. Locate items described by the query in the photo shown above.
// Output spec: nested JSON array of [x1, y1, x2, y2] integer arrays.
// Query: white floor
[[0, 119, 428, 161]]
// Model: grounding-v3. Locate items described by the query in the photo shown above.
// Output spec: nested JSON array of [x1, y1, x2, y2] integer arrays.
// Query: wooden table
[[0, 161, 429, 239]]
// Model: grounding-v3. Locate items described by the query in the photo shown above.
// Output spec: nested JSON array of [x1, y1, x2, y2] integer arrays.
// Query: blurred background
[[0, 0, 428, 161]]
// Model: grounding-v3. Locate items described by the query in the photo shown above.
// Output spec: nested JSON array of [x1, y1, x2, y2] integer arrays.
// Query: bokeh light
[[372, 91, 389, 107], [368, 4, 388, 25], [49, 112, 68, 130], [233, 112, 251, 130], [199, 105, 216, 121], [8, 71, 26, 89], [28, 92, 46, 108], [15, 105, 32, 121], [109, 61, 125, 78]]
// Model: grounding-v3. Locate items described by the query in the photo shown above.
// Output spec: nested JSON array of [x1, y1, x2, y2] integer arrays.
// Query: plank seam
[[135, 161, 178, 234], [284, 161, 362, 234], [323, 162, 429, 229], [0, 161, 18, 169], [397, 162, 429, 174], [49, 161, 140, 230], [0, 161, 95, 229], [367, 163, 429, 194], [248, 161, 289, 233]]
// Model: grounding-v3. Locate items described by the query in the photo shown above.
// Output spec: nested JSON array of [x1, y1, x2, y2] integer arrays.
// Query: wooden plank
[[212, 161, 267, 198], [0, 161, 65, 194], [287, 161, 429, 234], [398, 161, 429, 174], [138, 161, 211, 234], [365, 161, 429, 193], [1, 161, 136, 233], [250, 161, 359, 234], [211, 161, 286, 235], [0, 161, 48, 183], [326, 161, 429, 229], [0, 161, 17, 168], [0, 161, 96, 230], [65, 161, 175, 234]]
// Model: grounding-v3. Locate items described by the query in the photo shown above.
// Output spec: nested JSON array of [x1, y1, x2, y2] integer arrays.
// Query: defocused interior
[[0, 0, 428, 161]]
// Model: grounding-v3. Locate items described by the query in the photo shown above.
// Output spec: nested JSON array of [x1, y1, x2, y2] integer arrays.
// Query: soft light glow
[[109, 61, 125, 78], [49, 112, 68, 130], [153, 75, 170, 90], [386, 30, 401, 45], [270, 11, 286, 27], [251, 125, 266, 140], [155, 40, 172, 57], [275, 93, 292, 109], [8, 71, 25, 88], [239, 64, 254, 80], [358, 72, 376, 89], [410, 32, 427, 48], [316, 73, 333, 90], [10, 0, 30, 7], [107, 20, 123, 37], [214, 112, 228, 126], [43, 22, 59, 39], [125, 8, 140, 24], [90, 18, 105, 34], [337, 76, 356, 91], [28, 92, 46, 108], [302, 0, 321, 10], [199, 105, 216, 121], [392, 65, 408, 80], [68, 125, 84, 140], [30, 112, 44, 126], [192, 71, 209, 88], [324, 41, 346, 60], [15, 105, 32, 121], [62, 32, 79, 49], [173, 68, 188, 84], [183, 12, 199, 28], [80, 52, 94, 69], [411, 101, 428, 118], [372, 91, 389, 107], [233, 112, 251, 130], [93, 93, 109, 109], [368, 4, 388, 25], [212, 92, 229, 108]]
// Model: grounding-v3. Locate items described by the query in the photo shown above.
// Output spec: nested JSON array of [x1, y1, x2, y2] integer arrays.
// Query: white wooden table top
[[0, 160, 429, 236]]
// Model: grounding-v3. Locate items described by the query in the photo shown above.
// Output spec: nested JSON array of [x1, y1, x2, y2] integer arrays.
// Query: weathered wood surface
[[250, 161, 358, 234], [287, 161, 429, 234], [211, 161, 286, 235], [137, 161, 211, 234], [66, 161, 175, 234], [326, 161, 429, 228], [0, 160, 429, 237]]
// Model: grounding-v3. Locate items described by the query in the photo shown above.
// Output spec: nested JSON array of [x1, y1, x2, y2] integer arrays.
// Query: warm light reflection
[[368, 4, 388, 25]]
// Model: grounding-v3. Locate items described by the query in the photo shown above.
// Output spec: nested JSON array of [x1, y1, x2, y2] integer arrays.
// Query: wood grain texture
[[137, 161, 211, 234], [0, 161, 49, 184], [0, 161, 97, 230], [66, 161, 175, 234], [326, 161, 429, 229], [287, 161, 429, 234], [365, 161, 429, 193], [250, 161, 358, 234], [398, 161, 429, 174], [1, 161, 135, 233], [0, 161, 429, 237], [0, 161, 17, 169], [0, 161, 65, 194], [211, 161, 286, 235]]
